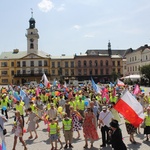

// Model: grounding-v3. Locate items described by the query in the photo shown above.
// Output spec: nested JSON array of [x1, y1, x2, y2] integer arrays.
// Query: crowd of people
[[0, 81, 150, 150]]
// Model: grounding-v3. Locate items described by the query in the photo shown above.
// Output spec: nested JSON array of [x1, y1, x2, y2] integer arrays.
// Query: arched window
[[78, 60, 81, 67], [100, 60, 103, 66], [89, 60, 92, 67], [106, 60, 108, 66], [30, 43, 34, 49], [83, 60, 87, 66], [95, 60, 98, 66]]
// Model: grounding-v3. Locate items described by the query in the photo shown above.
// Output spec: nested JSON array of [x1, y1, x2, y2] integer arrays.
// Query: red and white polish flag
[[117, 79, 125, 86], [114, 90, 144, 127]]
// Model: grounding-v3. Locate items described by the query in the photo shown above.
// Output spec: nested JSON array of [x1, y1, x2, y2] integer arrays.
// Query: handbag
[[140, 121, 146, 128], [0, 124, 7, 135]]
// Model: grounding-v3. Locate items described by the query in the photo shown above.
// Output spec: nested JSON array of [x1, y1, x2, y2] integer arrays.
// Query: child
[[54, 118, 63, 149], [49, 118, 58, 150]]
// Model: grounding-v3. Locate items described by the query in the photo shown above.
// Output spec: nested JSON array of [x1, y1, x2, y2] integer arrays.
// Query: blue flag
[[91, 77, 97, 92], [13, 92, 21, 101], [20, 89, 26, 100], [2, 141, 6, 150]]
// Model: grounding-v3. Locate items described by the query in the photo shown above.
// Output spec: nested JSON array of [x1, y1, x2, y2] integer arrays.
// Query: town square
[[1, 1, 150, 150]]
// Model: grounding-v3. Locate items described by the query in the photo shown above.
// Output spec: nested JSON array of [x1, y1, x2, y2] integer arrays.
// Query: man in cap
[[99, 105, 113, 147]]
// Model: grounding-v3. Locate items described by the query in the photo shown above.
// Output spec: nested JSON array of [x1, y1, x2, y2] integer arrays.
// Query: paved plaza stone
[[1, 85, 150, 150]]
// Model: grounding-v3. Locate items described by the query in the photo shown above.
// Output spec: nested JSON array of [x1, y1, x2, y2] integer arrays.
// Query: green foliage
[[111, 71, 118, 81], [140, 64, 150, 85], [140, 64, 150, 79]]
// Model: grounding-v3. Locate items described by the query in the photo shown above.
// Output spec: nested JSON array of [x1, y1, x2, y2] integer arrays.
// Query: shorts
[[50, 134, 58, 142], [64, 130, 73, 141]]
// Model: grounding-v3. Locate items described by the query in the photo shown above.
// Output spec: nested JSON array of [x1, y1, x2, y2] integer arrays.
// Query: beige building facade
[[126, 45, 150, 75]]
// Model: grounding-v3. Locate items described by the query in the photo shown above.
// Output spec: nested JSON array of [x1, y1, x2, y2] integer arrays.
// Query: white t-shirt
[[99, 110, 113, 127]]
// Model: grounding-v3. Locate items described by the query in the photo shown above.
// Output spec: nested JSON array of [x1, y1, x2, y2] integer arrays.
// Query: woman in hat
[[109, 119, 127, 150]]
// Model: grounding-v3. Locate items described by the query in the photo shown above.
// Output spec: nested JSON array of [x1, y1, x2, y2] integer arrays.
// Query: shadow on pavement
[[127, 142, 141, 150]]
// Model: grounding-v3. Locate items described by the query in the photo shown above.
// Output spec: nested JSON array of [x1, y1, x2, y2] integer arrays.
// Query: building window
[[135, 56, 137, 61], [71, 69, 74, 75], [84, 69, 87, 75], [130, 67, 132, 71], [11, 62, 14, 67], [78, 69, 81, 75], [113, 68, 115, 72], [83, 60, 87, 67], [128, 67, 129, 72], [118, 69, 120, 74], [22, 61, 26, 67], [52, 70, 55, 75], [112, 61, 115, 66], [89, 69, 92, 75], [2, 79, 8, 83], [30, 43, 34, 49], [39, 69, 42, 74], [1, 71, 7, 75], [65, 62, 68, 67], [100, 60, 103, 66], [44, 69, 48, 74], [95, 69, 98, 75], [130, 58, 131, 62], [11, 70, 14, 75], [38, 61, 42, 66], [78, 61, 81, 67], [100, 69, 103, 75], [133, 66, 134, 71], [135, 66, 137, 71], [124, 66, 126, 69], [31, 69, 34, 74], [117, 61, 120, 66], [95, 60, 98, 67], [65, 69, 69, 75], [106, 60, 108, 66], [22, 70, 26, 74], [58, 68, 62, 75], [52, 62, 55, 68], [138, 66, 141, 71], [17, 61, 20, 67], [17, 70, 20, 74], [44, 60, 48, 66], [71, 61, 74, 67], [1, 62, 7, 67], [106, 69, 109, 75], [57, 62, 60, 67], [30, 61, 34, 67], [89, 60, 92, 67], [146, 55, 148, 60]]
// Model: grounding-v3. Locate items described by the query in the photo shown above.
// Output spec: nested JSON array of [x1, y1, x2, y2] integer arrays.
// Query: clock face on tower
[[30, 38, 34, 42]]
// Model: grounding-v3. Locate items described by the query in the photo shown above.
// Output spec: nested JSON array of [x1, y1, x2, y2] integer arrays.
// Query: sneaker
[[69, 144, 73, 148], [64, 144, 68, 149]]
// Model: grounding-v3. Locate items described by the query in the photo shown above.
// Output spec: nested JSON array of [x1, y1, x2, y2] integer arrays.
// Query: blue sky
[[0, 0, 150, 56]]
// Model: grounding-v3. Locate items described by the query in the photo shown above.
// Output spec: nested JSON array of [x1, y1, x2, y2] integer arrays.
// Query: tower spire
[[31, 8, 33, 17]]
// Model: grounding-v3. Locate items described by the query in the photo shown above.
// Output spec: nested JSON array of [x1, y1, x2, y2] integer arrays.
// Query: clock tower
[[26, 11, 39, 54]]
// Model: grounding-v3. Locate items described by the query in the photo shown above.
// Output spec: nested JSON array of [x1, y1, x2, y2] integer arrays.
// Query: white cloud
[[84, 34, 95, 38], [73, 25, 81, 30], [56, 4, 65, 12], [38, 0, 54, 12]]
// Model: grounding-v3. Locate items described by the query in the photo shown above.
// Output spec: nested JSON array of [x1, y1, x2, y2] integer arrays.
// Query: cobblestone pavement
[[3, 111, 150, 150], [1, 86, 150, 150]]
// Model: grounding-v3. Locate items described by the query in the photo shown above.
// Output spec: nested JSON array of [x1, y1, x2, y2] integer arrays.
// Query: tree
[[140, 64, 150, 86], [111, 71, 118, 82]]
